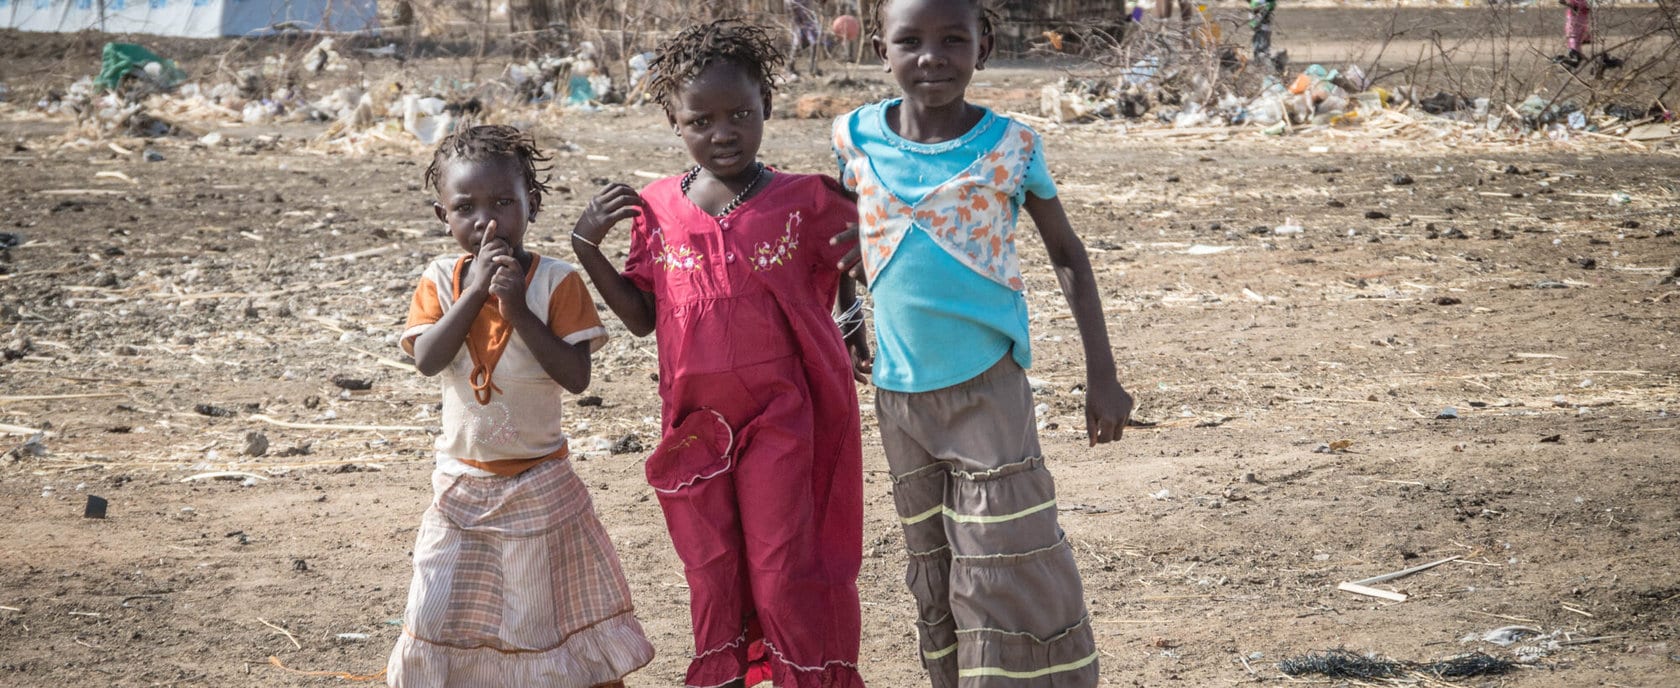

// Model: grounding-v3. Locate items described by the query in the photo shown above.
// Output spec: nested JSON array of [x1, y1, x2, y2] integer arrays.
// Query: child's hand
[[468, 220, 511, 295], [1084, 376, 1134, 446], [830, 224, 866, 285], [574, 183, 642, 249], [846, 338, 872, 384], [488, 254, 528, 319]]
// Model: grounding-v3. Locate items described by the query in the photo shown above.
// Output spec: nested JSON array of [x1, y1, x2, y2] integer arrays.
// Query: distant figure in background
[[1250, 0, 1277, 60], [1157, 0, 1193, 22], [787, 0, 824, 75], [1555, 0, 1620, 71], [1561, 0, 1592, 66]]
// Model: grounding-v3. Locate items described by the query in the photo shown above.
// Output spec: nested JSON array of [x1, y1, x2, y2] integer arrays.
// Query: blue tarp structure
[[1, 0, 378, 38]]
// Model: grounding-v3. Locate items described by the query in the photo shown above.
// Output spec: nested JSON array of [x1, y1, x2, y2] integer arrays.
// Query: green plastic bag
[[95, 42, 186, 92]]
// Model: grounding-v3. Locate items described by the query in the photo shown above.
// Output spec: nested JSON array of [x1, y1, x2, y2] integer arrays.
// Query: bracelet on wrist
[[571, 232, 600, 249]]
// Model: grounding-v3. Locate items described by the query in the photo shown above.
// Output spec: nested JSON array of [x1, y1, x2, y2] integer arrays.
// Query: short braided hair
[[872, 0, 999, 37], [645, 19, 784, 110], [424, 124, 554, 216]]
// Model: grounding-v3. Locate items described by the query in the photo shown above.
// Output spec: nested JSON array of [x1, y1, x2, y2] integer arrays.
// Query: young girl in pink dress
[[569, 20, 869, 688]]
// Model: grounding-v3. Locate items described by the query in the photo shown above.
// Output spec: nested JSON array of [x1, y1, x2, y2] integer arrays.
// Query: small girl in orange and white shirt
[[388, 124, 653, 687]]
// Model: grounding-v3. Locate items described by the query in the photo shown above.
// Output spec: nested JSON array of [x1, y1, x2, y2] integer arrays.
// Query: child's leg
[[733, 360, 865, 687], [876, 401, 960, 688], [645, 407, 756, 687], [877, 357, 1099, 688]]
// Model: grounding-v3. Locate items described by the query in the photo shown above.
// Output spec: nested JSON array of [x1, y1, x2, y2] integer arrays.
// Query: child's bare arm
[[410, 220, 513, 375], [1024, 192, 1134, 445], [837, 274, 871, 383], [484, 254, 593, 393], [572, 184, 658, 336], [410, 287, 488, 376]]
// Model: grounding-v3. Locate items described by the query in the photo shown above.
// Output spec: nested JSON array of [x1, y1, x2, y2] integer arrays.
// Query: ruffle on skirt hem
[[954, 616, 1099, 687], [764, 660, 868, 688], [686, 637, 866, 688], [387, 611, 654, 688]]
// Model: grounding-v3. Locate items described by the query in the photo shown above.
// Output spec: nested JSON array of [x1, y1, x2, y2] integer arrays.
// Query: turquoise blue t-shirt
[[837, 99, 1057, 393]]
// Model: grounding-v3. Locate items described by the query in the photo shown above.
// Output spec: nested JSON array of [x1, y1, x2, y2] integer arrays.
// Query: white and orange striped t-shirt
[[402, 254, 607, 477]]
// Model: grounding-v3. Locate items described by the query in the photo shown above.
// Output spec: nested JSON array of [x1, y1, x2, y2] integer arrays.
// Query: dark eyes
[[895, 35, 966, 47], [452, 199, 515, 212], [686, 110, 751, 127]]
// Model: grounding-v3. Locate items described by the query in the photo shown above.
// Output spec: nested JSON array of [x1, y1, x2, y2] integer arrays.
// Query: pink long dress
[[623, 171, 866, 688], [1564, 0, 1592, 52]]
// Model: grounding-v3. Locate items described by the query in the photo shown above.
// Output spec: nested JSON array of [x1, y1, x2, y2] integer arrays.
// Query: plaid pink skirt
[[387, 459, 654, 687]]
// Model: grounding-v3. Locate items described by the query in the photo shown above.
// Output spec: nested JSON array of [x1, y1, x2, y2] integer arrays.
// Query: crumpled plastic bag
[[96, 42, 186, 92]]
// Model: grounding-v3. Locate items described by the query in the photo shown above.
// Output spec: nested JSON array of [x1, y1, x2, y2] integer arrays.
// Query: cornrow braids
[[645, 19, 785, 110], [871, 0, 999, 37], [424, 123, 554, 216]]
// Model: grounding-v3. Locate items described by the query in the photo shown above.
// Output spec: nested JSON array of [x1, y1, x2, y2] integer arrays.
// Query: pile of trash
[[507, 41, 646, 108], [1042, 61, 1390, 133], [1039, 57, 1677, 144], [15, 38, 642, 153]]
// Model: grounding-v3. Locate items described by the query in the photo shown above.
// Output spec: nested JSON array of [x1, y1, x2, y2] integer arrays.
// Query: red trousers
[[646, 356, 864, 688]]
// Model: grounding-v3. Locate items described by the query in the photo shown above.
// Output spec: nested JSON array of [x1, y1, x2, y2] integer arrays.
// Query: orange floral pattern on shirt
[[834, 119, 1037, 292]]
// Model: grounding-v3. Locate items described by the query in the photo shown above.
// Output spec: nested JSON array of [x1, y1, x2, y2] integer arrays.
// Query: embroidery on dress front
[[647, 226, 706, 272], [752, 211, 802, 272]]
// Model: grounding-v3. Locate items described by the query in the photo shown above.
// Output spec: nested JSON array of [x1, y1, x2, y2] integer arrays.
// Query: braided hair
[[424, 124, 554, 216], [645, 19, 785, 110], [872, 0, 999, 37]]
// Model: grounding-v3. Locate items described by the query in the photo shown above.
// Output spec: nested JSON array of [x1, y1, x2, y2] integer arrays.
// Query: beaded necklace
[[681, 162, 766, 219]]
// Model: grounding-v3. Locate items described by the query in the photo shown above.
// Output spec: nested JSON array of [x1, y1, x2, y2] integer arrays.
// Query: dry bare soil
[[2, 8, 1678, 688]]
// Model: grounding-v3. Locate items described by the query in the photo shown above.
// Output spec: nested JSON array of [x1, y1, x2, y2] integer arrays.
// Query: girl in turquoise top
[[831, 0, 1133, 685]]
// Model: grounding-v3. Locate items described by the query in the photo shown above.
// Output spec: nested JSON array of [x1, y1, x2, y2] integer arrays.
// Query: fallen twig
[[179, 471, 270, 483], [0, 392, 128, 404], [257, 617, 302, 650], [0, 422, 49, 436], [266, 655, 385, 681], [249, 414, 427, 433], [1352, 556, 1463, 586], [1338, 581, 1409, 602]]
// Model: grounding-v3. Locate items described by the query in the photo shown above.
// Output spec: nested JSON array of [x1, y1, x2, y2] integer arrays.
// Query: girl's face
[[875, 0, 992, 110], [432, 157, 535, 254], [668, 61, 771, 180]]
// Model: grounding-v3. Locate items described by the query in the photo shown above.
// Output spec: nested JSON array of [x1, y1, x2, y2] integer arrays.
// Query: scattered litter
[[1472, 625, 1543, 646], [331, 376, 373, 391], [243, 432, 269, 458], [95, 43, 185, 93], [1185, 245, 1235, 256], [610, 434, 644, 455], [1280, 649, 1511, 680], [1436, 407, 1460, 420], [84, 495, 108, 519]]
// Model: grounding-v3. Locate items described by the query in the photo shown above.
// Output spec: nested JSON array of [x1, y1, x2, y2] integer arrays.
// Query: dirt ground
[[2, 7, 1678, 688]]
